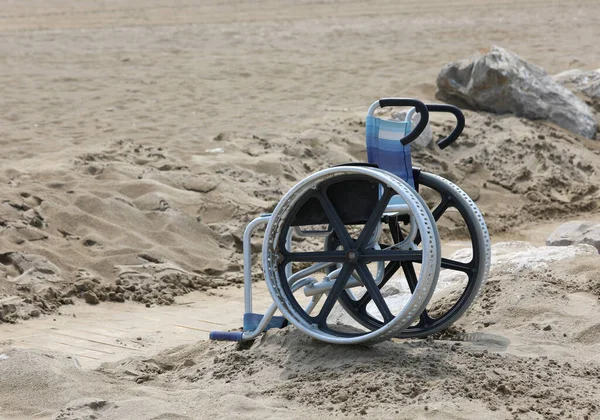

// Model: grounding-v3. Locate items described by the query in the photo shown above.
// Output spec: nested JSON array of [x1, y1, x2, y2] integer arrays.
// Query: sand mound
[[8, 240, 598, 419], [86, 243, 600, 419], [0, 121, 350, 321], [3, 104, 600, 322], [95, 324, 599, 419]]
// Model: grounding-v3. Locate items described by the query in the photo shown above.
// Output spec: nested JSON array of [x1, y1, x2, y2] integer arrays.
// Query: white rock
[[547, 221, 600, 252], [330, 240, 596, 324], [443, 241, 596, 280], [554, 69, 600, 111], [490, 241, 597, 273], [554, 69, 600, 99], [581, 227, 600, 252], [437, 46, 598, 139]]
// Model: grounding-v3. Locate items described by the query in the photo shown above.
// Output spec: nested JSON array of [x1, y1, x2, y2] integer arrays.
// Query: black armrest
[[425, 104, 465, 149], [378, 98, 430, 146]]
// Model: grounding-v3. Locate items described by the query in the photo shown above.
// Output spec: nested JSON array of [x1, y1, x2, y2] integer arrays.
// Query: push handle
[[378, 98, 430, 146], [209, 331, 244, 341], [425, 104, 465, 149]]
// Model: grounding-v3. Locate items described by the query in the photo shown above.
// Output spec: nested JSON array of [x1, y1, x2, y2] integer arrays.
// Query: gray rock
[[554, 69, 600, 111], [1, 252, 61, 276], [391, 110, 433, 148], [437, 46, 597, 139], [546, 221, 600, 252], [581, 225, 600, 252], [84, 291, 100, 305]]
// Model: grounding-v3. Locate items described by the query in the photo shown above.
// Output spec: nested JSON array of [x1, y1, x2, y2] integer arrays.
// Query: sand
[[2, 242, 600, 419], [1, 0, 600, 419]]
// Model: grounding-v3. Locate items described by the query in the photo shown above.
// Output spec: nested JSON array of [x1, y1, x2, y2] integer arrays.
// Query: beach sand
[[1, 0, 600, 418]]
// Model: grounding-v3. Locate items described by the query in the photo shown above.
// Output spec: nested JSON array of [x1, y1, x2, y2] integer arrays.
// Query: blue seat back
[[365, 116, 414, 188]]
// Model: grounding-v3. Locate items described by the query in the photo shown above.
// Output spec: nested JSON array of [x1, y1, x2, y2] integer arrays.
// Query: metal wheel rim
[[335, 171, 490, 338], [262, 166, 441, 345]]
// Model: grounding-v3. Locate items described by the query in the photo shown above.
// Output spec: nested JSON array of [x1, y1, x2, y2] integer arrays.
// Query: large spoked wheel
[[335, 171, 491, 338], [262, 166, 441, 345]]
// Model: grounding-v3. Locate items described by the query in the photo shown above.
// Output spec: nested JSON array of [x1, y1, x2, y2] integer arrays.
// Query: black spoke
[[401, 260, 419, 293], [441, 258, 473, 274], [361, 249, 423, 262], [283, 251, 346, 263], [413, 196, 452, 246], [356, 186, 394, 249], [355, 263, 393, 323], [417, 309, 435, 328], [389, 217, 402, 243], [318, 189, 353, 250], [432, 197, 451, 221], [356, 260, 400, 310], [314, 263, 354, 325]]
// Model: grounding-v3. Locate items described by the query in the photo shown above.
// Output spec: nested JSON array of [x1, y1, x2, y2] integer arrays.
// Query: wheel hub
[[345, 249, 359, 262]]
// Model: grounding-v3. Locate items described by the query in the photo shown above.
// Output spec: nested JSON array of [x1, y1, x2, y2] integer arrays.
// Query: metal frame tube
[[293, 226, 333, 237], [304, 294, 322, 315], [287, 261, 334, 284], [384, 204, 411, 214], [303, 277, 365, 297], [243, 215, 271, 314], [242, 277, 315, 340], [242, 213, 336, 340]]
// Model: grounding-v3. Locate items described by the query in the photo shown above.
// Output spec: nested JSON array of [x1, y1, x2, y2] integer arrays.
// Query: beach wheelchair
[[210, 98, 491, 345]]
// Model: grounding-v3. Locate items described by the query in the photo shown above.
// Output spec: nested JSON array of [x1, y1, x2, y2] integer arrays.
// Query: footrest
[[243, 312, 288, 332], [209, 331, 244, 341]]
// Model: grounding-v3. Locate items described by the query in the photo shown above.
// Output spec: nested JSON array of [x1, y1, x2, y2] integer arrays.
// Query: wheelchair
[[210, 98, 491, 345]]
